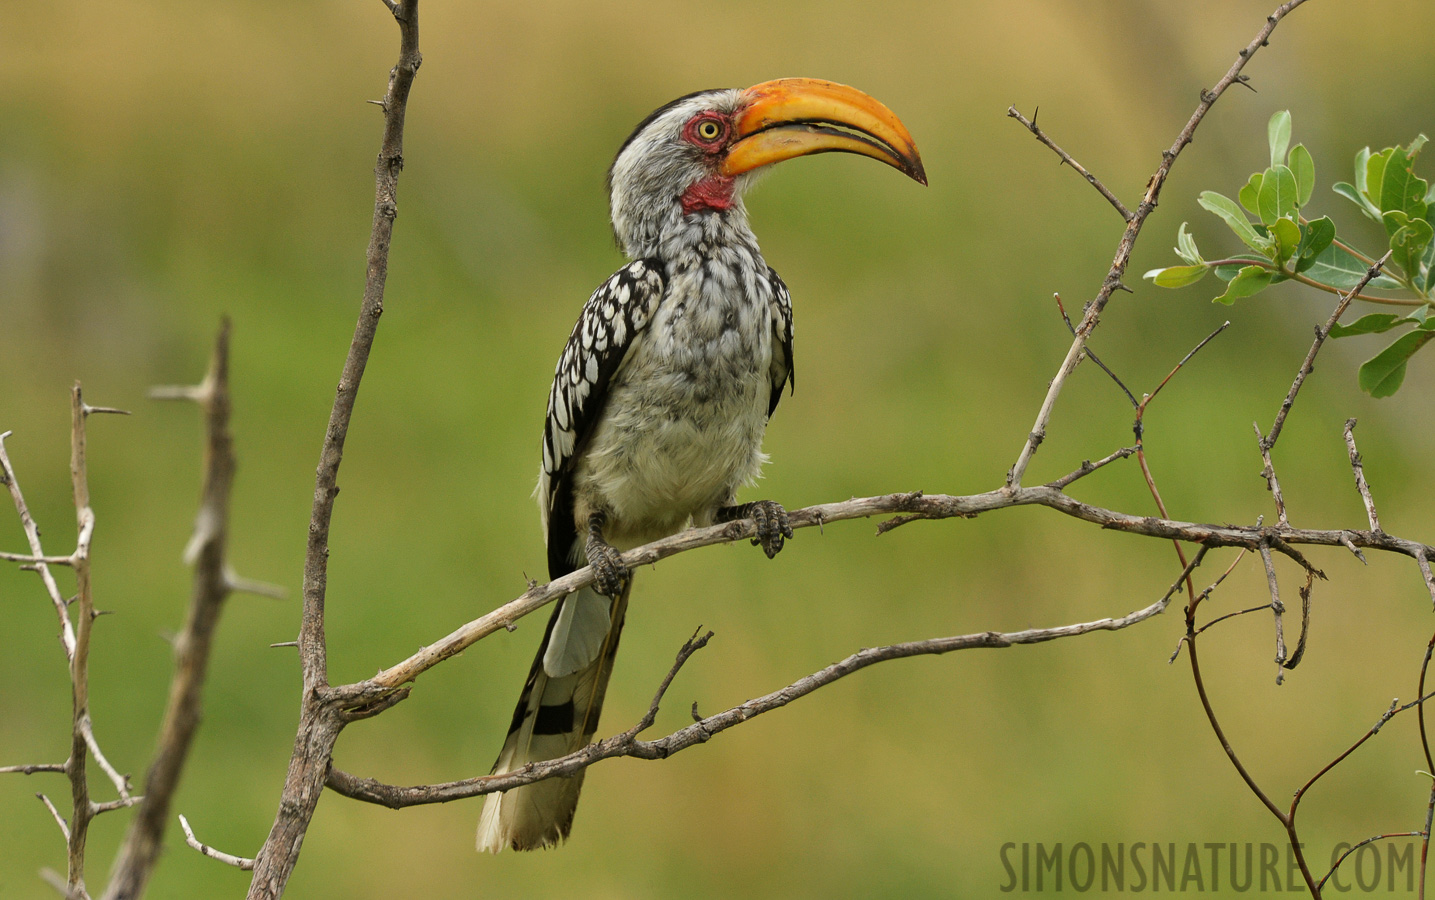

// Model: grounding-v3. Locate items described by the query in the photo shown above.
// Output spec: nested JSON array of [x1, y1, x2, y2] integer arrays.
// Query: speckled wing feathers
[[541, 257, 667, 578], [766, 266, 795, 418]]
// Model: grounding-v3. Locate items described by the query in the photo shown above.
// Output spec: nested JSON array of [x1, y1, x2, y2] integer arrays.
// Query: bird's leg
[[716, 500, 794, 560], [585, 511, 629, 597]]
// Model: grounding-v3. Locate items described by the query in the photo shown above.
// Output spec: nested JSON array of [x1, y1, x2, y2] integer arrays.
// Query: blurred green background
[[3, 0, 1435, 896]]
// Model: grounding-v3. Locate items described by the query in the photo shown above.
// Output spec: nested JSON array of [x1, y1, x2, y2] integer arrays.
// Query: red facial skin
[[679, 111, 737, 214]]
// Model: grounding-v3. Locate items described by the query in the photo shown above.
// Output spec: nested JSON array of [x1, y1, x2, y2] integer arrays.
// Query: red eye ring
[[684, 114, 727, 149]]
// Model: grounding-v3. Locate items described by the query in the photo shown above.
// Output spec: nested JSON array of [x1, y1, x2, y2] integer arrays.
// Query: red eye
[[685, 114, 727, 148]]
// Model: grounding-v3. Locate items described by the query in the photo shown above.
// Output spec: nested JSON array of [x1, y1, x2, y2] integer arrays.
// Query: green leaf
[[1212, 265, 1274, 305], [1380, 138, 1429, 228], [1289, 144, 1315, 208], [1334, 181, 1383, 221], [1294, 216, 1336, 273], [1302, 242, 1383, 290], [1271, 216, 1301, 265], [1238, 173, 1264, 216], [1388, 213, 1434, 280], [1365, 147, 1390, 208], [1358, 329, 1435, 397], [1198, 191, 1271, 253], [1354, 146, 1373, 193], [1174, 221, 1203, 266], [1145, 265, 1210, 288], [1329, 313, 1417, 337], [1268, 110, 1292, 169], [1257, 165, 1298, 225], [1422, 231, 1435, 293]]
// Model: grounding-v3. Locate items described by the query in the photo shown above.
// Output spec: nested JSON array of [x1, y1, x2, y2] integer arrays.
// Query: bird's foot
[[718, 500, 794, 559], [585, 512, 629, 597]]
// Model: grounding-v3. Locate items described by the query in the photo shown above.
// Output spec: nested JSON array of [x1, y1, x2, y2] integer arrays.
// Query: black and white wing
[[540, 257, 667, 579], [766, 266, 795, 419]]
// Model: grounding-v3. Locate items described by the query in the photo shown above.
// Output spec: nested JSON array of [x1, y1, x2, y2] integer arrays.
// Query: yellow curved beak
[[721, 78, 927, 185]]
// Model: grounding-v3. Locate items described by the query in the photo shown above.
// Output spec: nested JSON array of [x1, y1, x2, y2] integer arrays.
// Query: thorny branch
[[244, 0, 422, 896], [328, 558, 1198, 808], [104, 320, 243, 900], [1004, 0, 1312, 490], [0, 388, 133, 899], [1006, 107, 1132, 221]]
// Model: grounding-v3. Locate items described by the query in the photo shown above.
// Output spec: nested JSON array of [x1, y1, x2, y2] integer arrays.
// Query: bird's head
[[607, 78, 926, 259]]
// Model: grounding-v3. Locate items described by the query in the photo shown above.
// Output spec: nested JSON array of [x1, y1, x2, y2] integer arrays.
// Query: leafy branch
[[1147, 110, 1435, 396]]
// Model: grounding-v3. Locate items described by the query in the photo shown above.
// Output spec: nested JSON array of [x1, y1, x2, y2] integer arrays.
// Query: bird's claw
[[586, 513, 629, 597], [721, 500, 793, 559]]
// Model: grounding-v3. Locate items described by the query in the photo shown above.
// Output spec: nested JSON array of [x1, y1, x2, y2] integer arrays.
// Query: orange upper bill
[[721, 78, 926, 185]]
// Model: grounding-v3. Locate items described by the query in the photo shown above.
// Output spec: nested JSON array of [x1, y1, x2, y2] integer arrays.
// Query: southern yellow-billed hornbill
[[478, 78, 925, 852]]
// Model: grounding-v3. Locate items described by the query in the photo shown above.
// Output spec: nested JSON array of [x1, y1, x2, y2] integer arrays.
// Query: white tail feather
[[478, 582, 629, 852]]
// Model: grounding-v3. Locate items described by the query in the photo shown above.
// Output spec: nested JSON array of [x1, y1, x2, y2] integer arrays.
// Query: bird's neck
[[617, 199, 757, 264]]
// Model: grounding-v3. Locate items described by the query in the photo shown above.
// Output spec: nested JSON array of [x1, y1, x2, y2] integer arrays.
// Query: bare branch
[[1262, 251, 1392, 452], [1321, 832, 1427, 891], [1254, 422, 1289, 527], [1343, 418, 1382, 534], [39, 793, 70, 842], [1259, 544, 1288, 683], [328, 555, 1200, 808], [105, 319, 242, 900], [179, 816, 254, 871], [1045, 446, 1137, 490], [247, 3, 422, 895], [1007, 106, 1132, 221], [0, 432, 77, 658], [1005, 0, 1311, 488], [0, 763, 68, 775], [324, 482, 1425, 703]]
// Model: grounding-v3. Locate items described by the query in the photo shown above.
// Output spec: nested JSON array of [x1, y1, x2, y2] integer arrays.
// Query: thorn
[[82, 404, 131, 417], [92, 608, 114, 619], [269, 640, 299, 649]]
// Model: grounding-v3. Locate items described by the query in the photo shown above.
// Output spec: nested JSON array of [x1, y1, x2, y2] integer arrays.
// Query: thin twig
[[1044, 446, 1137, 490], [1005, 0, 1310, 489], [1263, 251, 1392, 451], [39, 793, 70, 842], [179, 816, 254, 871], [1254, 422, 1289, 527], [0, 763, 68, 775], [1053, 293, 1138, 408], [0, 432, 77, 659], [1007, 107, 1132, 221], [1321, 832, 1426, 891], [1259, 543, 1288, 683], [1343, 419, 1382, 533]]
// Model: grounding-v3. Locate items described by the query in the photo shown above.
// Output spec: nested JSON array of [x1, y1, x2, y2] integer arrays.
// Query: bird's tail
[[477, 578, 631, 852]]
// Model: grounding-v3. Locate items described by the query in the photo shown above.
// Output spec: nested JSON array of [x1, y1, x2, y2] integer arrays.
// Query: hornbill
[[478, 78, 925, 852]]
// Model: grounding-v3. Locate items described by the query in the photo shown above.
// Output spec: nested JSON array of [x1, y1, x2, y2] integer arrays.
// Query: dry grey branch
[[328, 551, 1198, 808], [179, 815, 254, 871], [1262, 251, 1392, 451], [0, 432, 77, 659], [1004, 0, 1309, 489], [1343, 418, 1382, 534], [105, 320, 242, 900], [245, 2, 422, 895], [1006, 107, 1132, 221]]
